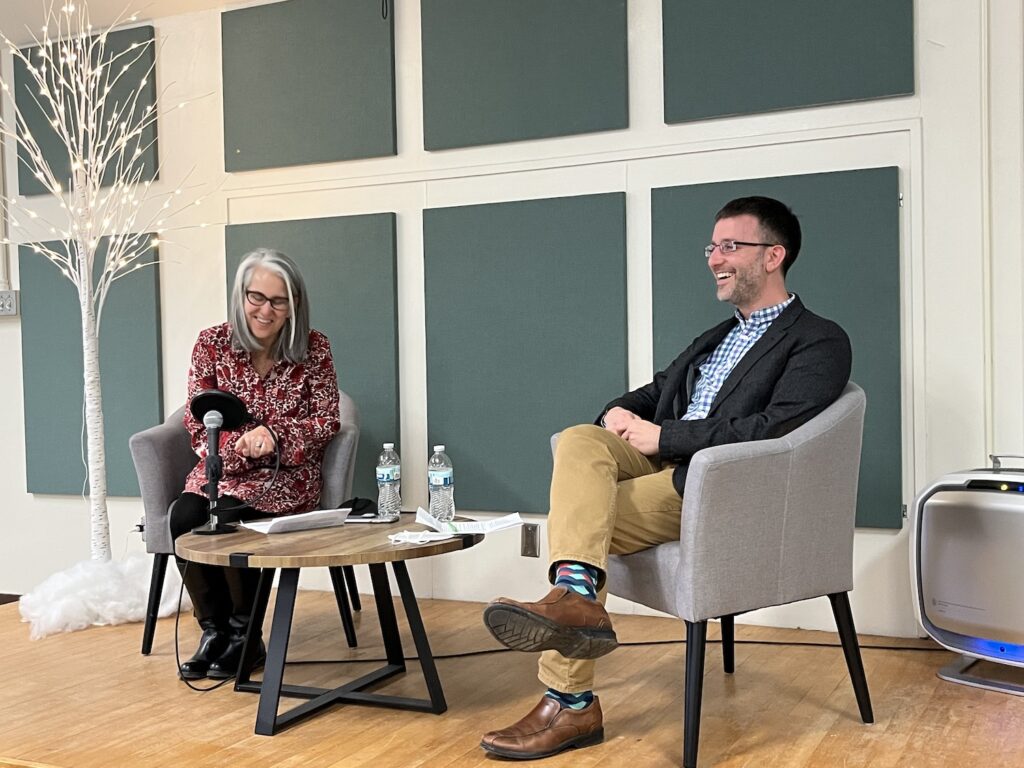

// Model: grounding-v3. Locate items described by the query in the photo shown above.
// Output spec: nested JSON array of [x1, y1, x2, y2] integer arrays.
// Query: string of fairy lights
[[0, 1, 210, 327]]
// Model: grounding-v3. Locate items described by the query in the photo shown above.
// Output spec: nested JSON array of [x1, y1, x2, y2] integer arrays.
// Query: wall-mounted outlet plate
[[0, 290, 19, 317], [521, 523, 539, 558]]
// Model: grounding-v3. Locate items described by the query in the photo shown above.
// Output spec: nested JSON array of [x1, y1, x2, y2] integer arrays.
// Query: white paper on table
[[414, 507, 524, 534], [387, 531, 456, 544], [241, 507, 350, 534]]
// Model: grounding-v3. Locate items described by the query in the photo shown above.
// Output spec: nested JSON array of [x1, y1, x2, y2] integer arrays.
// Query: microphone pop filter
[[189, 389, 248, 431]]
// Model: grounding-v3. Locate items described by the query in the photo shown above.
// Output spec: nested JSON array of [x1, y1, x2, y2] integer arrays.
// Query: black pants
[[169, 492, 272, 626]]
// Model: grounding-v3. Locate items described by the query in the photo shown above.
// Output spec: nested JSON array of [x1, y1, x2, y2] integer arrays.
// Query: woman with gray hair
[[170, 248, 341, 681]]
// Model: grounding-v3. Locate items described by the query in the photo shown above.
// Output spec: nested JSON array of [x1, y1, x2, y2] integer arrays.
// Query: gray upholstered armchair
[[130, 389, 361, 654], [554, 382, 872, 768]]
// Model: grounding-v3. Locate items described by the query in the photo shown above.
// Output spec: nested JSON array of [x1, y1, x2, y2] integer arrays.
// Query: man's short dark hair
[[715, 196, 802, 276]]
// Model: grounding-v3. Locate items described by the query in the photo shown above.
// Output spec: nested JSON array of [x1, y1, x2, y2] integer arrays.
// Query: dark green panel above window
[[20, 240, 162, 496], [421, 0, 628, 150], [424, 193, 627, 513], [225, 215, 398, 499], [221, 0, 396, 172], [15, 26, 158, 197], [651, 168, 902, 528], [663, 0, 914, 123]]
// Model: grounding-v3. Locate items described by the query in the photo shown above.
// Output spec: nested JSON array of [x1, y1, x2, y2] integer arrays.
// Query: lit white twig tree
[[0, 1, 201, 564]]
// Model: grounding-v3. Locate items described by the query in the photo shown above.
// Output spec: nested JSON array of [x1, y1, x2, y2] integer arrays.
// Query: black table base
[[234, 560, 447, 735]]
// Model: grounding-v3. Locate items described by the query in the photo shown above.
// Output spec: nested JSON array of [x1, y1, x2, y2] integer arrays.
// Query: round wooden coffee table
[[176, 513, 483, 735]]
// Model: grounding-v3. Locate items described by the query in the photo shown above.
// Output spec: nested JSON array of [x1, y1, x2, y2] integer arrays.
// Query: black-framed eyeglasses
[[704, 240, 776, 259], [245, 290, 289, 311]]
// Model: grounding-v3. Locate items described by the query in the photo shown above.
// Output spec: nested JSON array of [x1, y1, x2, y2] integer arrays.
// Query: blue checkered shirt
[[681, 295, 795, 420]]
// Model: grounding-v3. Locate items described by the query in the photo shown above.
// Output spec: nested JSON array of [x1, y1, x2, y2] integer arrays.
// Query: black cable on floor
[[279, 636, 947, 667]]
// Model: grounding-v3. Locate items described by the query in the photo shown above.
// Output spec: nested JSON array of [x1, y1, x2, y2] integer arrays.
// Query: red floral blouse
[[183, 323, 341, 515]]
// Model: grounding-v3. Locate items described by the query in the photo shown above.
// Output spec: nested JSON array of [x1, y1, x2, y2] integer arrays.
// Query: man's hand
[[621, 419, 662, 456], [602, 406, 639, 436], [235, 426, 276, 459]]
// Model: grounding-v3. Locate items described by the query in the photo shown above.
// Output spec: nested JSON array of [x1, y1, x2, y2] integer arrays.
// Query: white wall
[[1, 1, 1021, 638]]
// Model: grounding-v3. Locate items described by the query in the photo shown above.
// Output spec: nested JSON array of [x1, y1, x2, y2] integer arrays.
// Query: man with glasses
[[480, 196, 851, 760]]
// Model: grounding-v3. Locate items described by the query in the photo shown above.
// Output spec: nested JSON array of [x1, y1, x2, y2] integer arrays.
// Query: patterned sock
[[554, 561, 600, 601], [545, 688, 594, 710]]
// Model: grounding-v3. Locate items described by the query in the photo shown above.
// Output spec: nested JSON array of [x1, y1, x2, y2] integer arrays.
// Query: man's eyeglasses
[[245, 290, 289, 311], [704, 240, 776, 259]]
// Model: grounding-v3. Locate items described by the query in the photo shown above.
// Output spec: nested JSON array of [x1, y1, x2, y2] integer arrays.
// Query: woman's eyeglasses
[[245, 290, 289, 310]]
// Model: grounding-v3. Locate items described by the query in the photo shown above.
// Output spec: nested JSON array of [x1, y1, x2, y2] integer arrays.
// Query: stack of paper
[[240, 507, 350, 534]]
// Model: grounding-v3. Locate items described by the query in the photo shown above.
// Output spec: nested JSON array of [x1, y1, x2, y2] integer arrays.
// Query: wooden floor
[[1, 592, 1023, 768]]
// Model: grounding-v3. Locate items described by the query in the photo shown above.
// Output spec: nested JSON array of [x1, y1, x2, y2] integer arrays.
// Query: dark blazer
[[600, 296, 852, 496]]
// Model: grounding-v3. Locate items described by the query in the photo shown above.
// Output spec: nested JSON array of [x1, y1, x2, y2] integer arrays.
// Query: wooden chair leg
[[720, 615, 735, 674], [329, 567, 358, 647], [141, 553, 168, 655], [683, 620, 708, 768], [828, 592, 874, 723], [343, 565, 361, 611]]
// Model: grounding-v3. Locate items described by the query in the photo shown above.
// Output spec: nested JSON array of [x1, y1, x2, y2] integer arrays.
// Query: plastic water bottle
[[375, 442, 401, 522], [428, 445, 455, 522]]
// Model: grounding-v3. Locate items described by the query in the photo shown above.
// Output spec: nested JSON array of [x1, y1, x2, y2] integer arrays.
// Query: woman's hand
[[235, 426, 276, 459]]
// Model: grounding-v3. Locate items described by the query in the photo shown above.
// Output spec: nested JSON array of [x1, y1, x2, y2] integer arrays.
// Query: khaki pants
[[538, 424, 683, 693]]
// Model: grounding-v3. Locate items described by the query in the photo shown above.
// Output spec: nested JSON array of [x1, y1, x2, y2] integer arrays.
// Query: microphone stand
[[192, 409, 238, 535]]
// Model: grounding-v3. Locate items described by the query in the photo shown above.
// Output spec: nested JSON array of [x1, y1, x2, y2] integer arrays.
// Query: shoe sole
[[483, 603, 618, 659], [207, 655, 266, 680], [480, 727, 604, 760]]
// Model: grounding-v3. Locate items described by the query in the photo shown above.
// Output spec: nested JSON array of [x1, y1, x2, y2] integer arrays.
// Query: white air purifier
[[910, 456, 1024, 695]]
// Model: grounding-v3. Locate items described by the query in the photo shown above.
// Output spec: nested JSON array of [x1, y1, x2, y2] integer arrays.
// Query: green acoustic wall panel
[[222, 0, 396, 172], [421, 0, 628, 150], [15, 26, 159, 197], [225, 214, 398, 500], [424, 193, 627, 513], [20, 241, 162, 496], [651, 168, 902, 528], [663, 0, 914, 123]]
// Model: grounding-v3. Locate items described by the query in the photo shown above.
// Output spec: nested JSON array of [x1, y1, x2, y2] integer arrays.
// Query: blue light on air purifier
[[959, 636, 1024, 663]]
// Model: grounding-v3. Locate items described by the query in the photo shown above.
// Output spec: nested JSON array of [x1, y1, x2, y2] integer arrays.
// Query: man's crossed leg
[[480, 424, 683, 760]]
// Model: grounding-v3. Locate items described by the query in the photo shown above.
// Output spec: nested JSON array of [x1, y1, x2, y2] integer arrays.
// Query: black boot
[[208, 615, 266, 680], [180, 619, 228, 680]]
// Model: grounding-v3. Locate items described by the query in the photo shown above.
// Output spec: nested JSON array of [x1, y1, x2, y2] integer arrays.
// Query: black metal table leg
[[235, 562, 450, 735], [254, 568, 300, 735], [329, 566, 358, 647], [369, 562, 406, 668], [393, 561, 447, 713], [343, 565, 362, 611], [235, 568, 275, 691]]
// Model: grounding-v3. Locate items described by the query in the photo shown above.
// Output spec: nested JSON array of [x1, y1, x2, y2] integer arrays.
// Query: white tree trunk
[[80, 280, 110, 562]]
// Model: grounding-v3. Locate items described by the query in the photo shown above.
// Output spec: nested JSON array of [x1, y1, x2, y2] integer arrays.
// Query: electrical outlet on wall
[[521, 523, 539, 558], [0, 290, 19, 317]]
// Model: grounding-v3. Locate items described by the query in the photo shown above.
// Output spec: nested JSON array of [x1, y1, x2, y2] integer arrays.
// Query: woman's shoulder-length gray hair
[[229, 248, 311, 364]]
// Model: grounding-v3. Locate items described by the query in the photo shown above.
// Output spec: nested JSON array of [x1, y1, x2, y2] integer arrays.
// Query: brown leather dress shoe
[[483, 585, 618, 659], [481, 694, 604, 759]]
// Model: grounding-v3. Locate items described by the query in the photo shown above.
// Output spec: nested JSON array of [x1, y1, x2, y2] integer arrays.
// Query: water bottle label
[[376, 466, 400, 482], [428, 469, 453, 487]]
